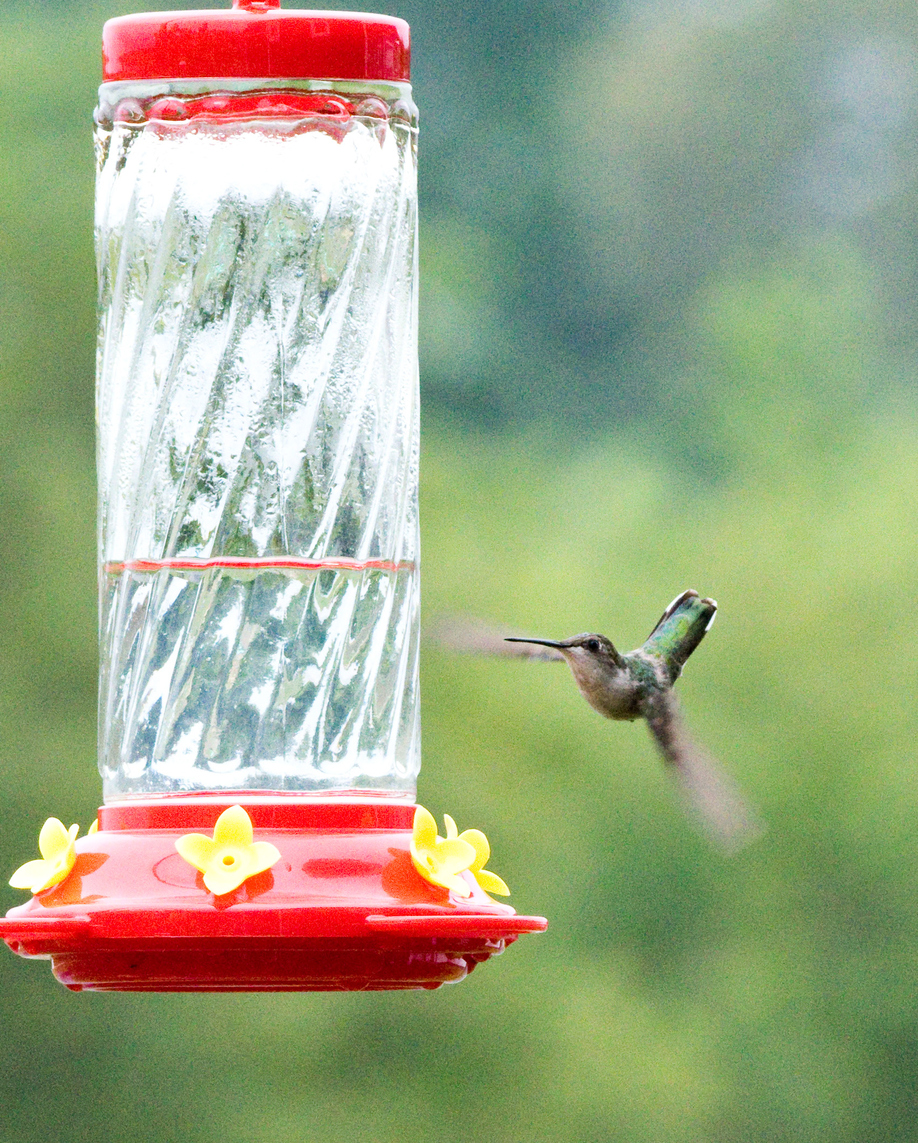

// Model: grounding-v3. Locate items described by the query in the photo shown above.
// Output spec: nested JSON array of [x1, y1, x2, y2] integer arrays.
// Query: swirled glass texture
[[94, 81, 420, 800]]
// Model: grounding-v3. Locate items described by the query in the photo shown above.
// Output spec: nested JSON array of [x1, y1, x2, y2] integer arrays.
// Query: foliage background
[[3, 0, 918, 1139]]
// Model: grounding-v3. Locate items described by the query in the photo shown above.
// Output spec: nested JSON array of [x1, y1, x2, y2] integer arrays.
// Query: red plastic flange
[[0, 799, 547, 992]]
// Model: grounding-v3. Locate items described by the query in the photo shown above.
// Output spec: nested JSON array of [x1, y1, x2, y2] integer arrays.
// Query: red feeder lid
[[102, 1, 410, 84]]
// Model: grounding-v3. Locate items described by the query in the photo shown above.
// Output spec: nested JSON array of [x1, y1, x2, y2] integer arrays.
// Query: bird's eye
[[586, 639, 601, 653]]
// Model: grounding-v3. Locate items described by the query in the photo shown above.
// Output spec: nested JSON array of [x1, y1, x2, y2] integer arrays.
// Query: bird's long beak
[[504, 637, 565, 649]]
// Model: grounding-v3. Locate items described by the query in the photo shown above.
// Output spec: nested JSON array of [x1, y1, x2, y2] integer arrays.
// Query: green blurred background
[[4, 0, 918, 1138]]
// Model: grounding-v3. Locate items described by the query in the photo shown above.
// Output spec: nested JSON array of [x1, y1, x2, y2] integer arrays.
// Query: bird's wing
[[643, 688, 762, 852], [425, 614, 565, 661]]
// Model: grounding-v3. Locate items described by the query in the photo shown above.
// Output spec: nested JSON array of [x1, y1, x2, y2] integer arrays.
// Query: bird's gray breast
[[566, 652, 643, 721]]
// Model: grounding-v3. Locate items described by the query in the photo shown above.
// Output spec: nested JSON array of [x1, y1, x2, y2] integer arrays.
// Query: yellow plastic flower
[[410, 806, 477, 898], [443, 814, 510, 896], [9, 818, 80, 893], [175, 805, 281, 895]]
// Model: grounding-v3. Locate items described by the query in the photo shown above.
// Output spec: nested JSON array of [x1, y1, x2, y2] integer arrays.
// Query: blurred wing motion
[[644, 689, 762, 852], [425, 613, 565, 661]]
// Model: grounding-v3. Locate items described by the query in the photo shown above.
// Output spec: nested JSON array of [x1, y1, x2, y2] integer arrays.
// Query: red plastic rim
[[98, 796, 415, 831], [102, 7, 411, 83]]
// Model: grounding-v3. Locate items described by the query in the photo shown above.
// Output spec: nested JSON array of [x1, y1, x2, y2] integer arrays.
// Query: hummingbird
[[431, 591, 759, 850]]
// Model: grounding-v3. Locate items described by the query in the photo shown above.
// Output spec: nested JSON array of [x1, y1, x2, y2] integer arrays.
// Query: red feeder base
[[0, 798, 547, 992]]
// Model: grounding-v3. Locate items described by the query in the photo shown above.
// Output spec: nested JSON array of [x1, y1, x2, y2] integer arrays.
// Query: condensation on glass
[[94, 80, 420, 800]]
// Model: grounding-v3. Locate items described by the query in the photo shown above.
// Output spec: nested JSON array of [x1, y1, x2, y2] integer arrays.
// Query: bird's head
[[504, 632, 633, 714], [551, 633, 627, 689]]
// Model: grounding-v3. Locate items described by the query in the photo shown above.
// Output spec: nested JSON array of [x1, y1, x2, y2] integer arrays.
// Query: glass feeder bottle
[[95, 2, 420, 804]]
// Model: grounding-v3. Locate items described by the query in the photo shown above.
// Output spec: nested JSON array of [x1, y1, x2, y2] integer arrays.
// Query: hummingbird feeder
[[1, 1, 546, 991]]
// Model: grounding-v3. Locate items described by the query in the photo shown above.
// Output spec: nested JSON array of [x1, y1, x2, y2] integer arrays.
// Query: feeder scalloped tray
[[0, 799, 547, 991]]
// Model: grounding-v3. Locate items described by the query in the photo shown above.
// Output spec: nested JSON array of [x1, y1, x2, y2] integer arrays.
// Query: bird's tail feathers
[[642, 589, 717, 682]]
